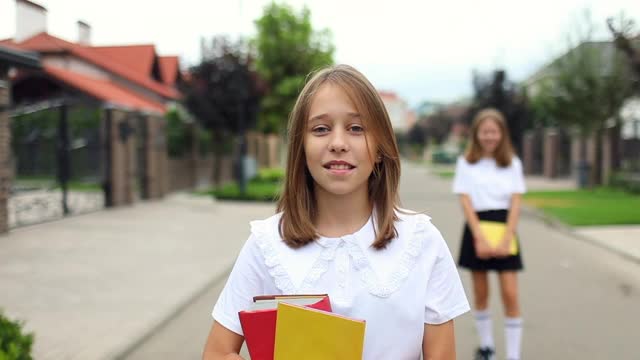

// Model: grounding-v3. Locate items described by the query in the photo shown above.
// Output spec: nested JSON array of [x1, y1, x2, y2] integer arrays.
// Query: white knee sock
[[505, 317, 523, 360], [474, 309, 494, 349]]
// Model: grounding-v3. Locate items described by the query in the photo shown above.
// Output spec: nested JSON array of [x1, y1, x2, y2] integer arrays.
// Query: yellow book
[[274, 302, 365, 360], [478, 221, 518, 255]]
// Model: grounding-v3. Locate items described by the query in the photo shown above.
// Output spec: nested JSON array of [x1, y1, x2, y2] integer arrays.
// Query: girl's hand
[[494, 233, 513, 258], [473, 234, 493, 259]]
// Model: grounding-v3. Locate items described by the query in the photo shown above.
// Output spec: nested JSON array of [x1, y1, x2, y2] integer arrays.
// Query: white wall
[[620, 97, 640, 140], [43, 55, 111, 80], [383, 98, 409, 133]]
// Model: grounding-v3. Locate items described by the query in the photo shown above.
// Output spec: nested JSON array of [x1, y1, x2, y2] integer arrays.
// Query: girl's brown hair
[[276, 64, 401, 250], [464, 108, 515, 167]]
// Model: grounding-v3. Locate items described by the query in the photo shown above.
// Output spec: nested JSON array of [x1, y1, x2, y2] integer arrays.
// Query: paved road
[[0, 195, 273, 360], [124, 162, 640, 359]]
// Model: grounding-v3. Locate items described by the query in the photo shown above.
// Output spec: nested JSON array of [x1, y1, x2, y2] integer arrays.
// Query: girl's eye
[[350, 125, 364, 133], [312, 126, 330, 134]]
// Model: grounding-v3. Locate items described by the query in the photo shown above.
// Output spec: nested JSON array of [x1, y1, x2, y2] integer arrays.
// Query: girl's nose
[[328, 130, 349, 153]]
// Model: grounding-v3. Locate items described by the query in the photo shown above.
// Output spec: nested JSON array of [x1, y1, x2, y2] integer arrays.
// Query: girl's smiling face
[[304, 83, 378, 197], [477, 117, 503, 156]]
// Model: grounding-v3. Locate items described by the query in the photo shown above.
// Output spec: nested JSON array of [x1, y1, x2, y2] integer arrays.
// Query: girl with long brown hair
[[453, 108, 526, 360], [203, 65, 469, 359]]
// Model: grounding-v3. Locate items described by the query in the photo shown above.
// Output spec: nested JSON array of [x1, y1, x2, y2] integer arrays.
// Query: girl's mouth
[[323, 161, 356, 174]]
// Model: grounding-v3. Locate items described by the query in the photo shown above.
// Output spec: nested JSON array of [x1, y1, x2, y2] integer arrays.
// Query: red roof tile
[[18, 32, 73, 52], [159, 56, 179, 85], [92, 44, 156, 76], [15, 32, 179, 99], [44, 65, 165, 113], [0, 38, 24, 51]]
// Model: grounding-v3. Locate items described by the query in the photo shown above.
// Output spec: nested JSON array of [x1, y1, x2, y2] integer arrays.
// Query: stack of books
[[238, 294, 365, 360]]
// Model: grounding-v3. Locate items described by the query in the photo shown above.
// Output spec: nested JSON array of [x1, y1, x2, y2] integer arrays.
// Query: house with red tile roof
[[1, 0, 182, 215], [1, 0, 182, 114]]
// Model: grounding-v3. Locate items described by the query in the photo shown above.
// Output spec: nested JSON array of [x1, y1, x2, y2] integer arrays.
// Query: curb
[[111, 263, 234, 360], [521, 205, 640, 266]]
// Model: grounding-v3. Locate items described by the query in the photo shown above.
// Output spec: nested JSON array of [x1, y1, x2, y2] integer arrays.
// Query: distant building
[[378, 90, 413, 134], [522, 41, 621, 98], [522, 39, 640, 140], [1, 0, 182, 113]]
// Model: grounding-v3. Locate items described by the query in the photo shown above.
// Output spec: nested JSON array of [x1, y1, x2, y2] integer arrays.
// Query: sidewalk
[[574, 226, 640, 264], [523, 175, 640, 265], [0, 194, 274, 360]]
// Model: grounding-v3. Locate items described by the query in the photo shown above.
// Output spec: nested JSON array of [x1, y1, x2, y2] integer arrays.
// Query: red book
[[238, 295, 332, 360]]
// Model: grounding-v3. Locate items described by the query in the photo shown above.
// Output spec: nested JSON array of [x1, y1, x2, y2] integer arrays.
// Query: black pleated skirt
[[458, 209, 523, 271]]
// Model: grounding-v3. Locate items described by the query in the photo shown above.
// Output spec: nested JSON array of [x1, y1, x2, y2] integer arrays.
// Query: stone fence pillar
[[0, 69, 10, 234], [543, 128, 559, 178]]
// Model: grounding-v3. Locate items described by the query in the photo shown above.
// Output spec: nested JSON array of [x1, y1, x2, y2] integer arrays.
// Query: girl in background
[[453, 108, 526, 360]]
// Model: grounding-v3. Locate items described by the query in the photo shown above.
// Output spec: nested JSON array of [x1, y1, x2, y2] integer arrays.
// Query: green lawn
[[193, 168, 284, 202], [523, 188, 640, 226]]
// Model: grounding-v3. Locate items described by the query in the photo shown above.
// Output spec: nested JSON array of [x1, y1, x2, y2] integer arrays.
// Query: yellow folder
[[478, 221, 518, 255], [274, 302, 365, 360]]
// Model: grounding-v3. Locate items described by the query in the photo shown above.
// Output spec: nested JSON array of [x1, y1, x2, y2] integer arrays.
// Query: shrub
[[252, 168, 285, 183], [610, 172, 640, 194], [211, 181, 280, 202], [0, 311, 34, 360]]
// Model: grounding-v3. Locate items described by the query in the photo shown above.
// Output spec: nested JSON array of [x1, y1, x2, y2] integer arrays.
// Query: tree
[[534, 14, 634, 186], [607, 15, 640, 92], [607, 15, 640, 173], [422, 108, 454, 145], [467, 69, 530, 155], [181, 36, 263, 190], [165, 107, 192, 158], [253, 3, 334, 134], [407, 122, 427, 147]]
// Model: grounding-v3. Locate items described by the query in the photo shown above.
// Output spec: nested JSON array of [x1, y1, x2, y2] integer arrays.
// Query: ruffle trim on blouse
[[251, 213, 432, 297], [344, 214, 430, 297], [250, 217, 296, 294]]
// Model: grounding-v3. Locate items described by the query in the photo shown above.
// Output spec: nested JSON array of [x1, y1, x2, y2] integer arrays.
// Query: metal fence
[[9, 104, 105, 228]]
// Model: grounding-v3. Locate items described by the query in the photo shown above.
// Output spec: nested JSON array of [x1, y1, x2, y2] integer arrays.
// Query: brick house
[[0, 0, 185, 230]]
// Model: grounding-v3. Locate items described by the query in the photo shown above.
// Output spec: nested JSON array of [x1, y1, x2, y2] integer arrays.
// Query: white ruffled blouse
[[212, 210, 470, 360]]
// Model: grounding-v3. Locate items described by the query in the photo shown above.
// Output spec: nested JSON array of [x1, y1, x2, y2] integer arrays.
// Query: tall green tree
[[253, 3, 334, 134], [534, 14, 634, 186]]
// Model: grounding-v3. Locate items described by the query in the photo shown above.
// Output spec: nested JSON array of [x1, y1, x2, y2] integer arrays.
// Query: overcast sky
[[1, 0, 639, 106]]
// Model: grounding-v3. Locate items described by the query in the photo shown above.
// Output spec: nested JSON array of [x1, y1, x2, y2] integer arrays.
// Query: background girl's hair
[[277, 64, 401, 250], [464, 108, 515, 167]]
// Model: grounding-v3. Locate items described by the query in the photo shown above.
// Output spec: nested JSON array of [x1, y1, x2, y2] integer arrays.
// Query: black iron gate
[[9, 103, 106, 228]]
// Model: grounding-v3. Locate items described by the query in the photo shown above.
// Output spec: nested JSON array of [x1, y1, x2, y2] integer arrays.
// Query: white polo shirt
[[212, 210, 470, 359], [452, 155, 526, 211]]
